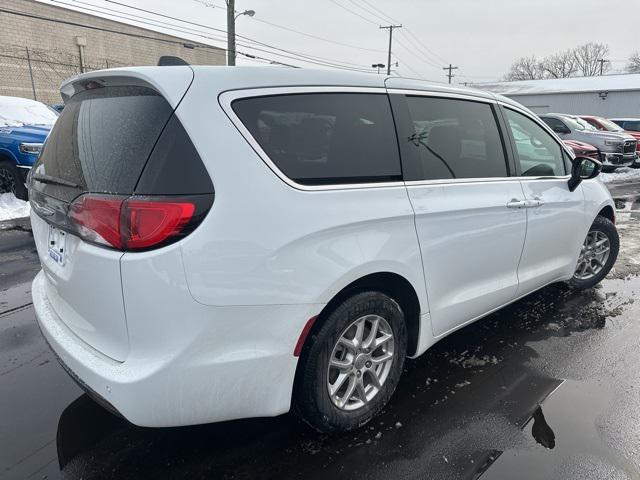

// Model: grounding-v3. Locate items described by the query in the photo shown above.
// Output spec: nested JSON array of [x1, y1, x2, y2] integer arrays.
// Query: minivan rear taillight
[[69, 194, 211, 251]]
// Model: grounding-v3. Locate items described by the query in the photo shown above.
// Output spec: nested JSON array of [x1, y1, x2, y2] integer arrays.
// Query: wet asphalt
[[1, 187, 640, 480]]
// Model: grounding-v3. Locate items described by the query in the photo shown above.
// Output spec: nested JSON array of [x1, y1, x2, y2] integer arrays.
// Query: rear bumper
[[33, 270, 322, 427]]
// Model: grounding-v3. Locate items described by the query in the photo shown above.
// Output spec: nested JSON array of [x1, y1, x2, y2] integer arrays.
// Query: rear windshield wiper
[[32, 173, 80, 189]]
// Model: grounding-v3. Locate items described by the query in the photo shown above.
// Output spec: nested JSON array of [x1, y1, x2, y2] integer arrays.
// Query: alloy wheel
[[574, 230, 611, 280], [327, 314, 395, 411]]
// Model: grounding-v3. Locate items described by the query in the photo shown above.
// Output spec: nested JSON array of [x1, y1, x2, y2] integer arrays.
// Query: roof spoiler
[[158, 56, 190, 66]]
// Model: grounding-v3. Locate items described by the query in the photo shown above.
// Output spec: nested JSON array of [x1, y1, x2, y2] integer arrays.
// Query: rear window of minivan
[[232, 93, 401, 186], [32, 86, 173, 202]]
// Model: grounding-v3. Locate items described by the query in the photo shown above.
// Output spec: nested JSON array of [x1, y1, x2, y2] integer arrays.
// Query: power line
[[69, 0, 372, 71], [343, 0, 448, 69], [356, 0, 402, 24], [327, 0, 378, 26], [394, 37, 441, 70], [396, 31, 442, 68], [50, 1, 377, 73], [403, 28, 447, 64], [99, 0, 376, 71], [248, 16, 385, 54], [344, 0, 391, 25], [0, 5, 294, 69]]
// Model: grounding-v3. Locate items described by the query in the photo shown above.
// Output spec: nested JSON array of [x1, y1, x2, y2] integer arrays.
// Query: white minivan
[[30, 66, 618, 433]]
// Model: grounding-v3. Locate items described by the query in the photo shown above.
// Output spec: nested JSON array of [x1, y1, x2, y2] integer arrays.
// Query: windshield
[[562, 116, 596, 132], [0, 97, 58, 127], [597, 117, 625, 132]]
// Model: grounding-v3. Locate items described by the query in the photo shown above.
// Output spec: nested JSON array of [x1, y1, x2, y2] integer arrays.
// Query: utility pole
[[597, 58, 608, 76], [443, 64, 458, 84], [379, 25, 401, 75], [226, 0, 235, 66]]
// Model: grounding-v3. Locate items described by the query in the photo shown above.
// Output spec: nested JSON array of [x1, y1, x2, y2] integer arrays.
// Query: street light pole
[[372, 63, 385, 74], [226, 1, 255, 66], [226, 0, 235, 66]]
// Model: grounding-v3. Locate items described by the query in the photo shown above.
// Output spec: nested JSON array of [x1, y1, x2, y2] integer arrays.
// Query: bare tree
[[540, 49, 578, 78], [573, 42, 610, 76], [504, 56, 545, 81], [627, 52, 640, 73]]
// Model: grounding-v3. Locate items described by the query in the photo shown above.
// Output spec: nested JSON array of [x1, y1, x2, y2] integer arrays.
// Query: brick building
[[0, 0, 225, 103]]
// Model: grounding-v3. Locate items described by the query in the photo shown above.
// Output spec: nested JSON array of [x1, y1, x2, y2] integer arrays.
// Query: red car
[[562, 139, 600, 161], [581, 115, 640, 152]]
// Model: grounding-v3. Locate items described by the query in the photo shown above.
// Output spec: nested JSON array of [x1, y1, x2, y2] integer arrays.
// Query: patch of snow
[[0, 96, 58, 127], [450, 354, 500, 368], [600, 167, 640, 184], [0, 193, 30, 221]]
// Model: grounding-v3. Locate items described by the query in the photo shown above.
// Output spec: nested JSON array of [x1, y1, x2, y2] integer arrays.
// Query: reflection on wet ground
[[1, 201, 640, 480]]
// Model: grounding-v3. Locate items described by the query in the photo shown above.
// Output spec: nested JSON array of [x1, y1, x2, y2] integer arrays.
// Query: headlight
[[19, 142, 43, 155], [604, 139, 620, 146]]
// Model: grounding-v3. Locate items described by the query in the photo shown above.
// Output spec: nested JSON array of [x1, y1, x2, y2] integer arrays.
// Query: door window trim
[[218, 86, 405, 191]]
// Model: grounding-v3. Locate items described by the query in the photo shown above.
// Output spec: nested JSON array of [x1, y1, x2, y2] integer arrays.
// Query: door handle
[[531, 197, 545, 207], [507, 198, 544, 209], [507, 199, 527, 209]]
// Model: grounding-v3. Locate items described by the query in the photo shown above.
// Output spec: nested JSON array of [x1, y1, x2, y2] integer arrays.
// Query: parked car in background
[[49, 104, 65, 114], [610, 118, 640, 133], [30, 67, 617, 433], [0, 96, 58, 199], [562, 139, 600, 162], [539, 113, 636, 171], [580, 115, 640, 167]]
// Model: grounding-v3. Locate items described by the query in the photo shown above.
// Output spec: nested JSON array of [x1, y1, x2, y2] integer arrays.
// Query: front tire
[[570, 215, 619, 289], [0, 161, 28, 200], [294, 291, 407, 433]]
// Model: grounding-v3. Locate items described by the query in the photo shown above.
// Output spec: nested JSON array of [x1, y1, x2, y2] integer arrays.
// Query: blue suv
[[0, 96, 58, 200]]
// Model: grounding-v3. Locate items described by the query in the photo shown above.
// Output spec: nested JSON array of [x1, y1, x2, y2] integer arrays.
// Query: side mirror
[[568, 156, 602, 192]]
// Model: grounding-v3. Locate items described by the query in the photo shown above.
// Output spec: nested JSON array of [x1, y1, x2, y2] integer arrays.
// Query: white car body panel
[[516, 179, 589, 295], [407, 179, 527, 337], [30, 66, 616, 427]]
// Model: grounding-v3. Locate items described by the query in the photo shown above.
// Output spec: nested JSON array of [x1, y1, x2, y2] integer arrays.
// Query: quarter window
[[505, 109, 566, 176], [232, 93, 401, 185], [400, 96, 508, 181]]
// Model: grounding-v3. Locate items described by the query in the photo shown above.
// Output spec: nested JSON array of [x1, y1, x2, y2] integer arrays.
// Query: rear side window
[[401, 96, 507, 181], [623, 121, 640, 132], [232, 93, 401, 185], [33, 86, 173, 202]]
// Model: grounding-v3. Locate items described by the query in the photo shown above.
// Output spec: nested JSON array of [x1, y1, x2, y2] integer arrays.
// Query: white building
[[478, 74, 640, 117]]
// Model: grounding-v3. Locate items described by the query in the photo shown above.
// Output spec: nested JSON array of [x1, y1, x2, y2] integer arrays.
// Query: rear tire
[[570, 215, 619, 289], [294, 291, 407, 433], [0, 161, 28, 200]]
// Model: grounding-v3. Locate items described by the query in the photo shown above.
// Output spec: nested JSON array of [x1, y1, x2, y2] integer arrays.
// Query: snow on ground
[[600, 167, 640, 184], [0, 193, 30, 221]]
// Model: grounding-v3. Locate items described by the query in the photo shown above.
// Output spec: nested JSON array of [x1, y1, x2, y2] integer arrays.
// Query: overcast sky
[[36, 0, 640, 84]]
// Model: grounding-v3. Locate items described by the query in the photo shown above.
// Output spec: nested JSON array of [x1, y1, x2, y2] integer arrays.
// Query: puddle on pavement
[[478, 379, 635, 480]]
